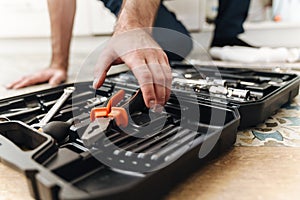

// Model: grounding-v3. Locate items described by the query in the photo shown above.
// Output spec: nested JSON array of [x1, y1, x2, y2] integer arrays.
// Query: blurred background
[[1, 0, 300, 44], [1, 0, 300, 97]]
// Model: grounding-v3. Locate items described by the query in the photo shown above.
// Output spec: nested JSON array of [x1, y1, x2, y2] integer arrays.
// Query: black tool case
[[165, 63, 300, 128], [0, 64, 299, 200]]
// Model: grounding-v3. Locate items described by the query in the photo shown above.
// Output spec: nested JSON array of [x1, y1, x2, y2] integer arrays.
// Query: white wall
[[0, 0, 51, 37], [0, 0, 96, 37], [0, 0, 200, 38]]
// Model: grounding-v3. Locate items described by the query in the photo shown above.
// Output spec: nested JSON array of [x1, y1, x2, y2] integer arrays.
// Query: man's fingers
[[6, 68, 68, 89], [6, 78, 24, 89], [96, 30, 172, 108], [130, 63, 156, 108], [146, 49, 172, 106], [147, 62, 166, 106], [49, 70, 67, 86], [93, 49, 117, 89], [10, 75, 45, 89], [158, 53, 172, 101], [122, 48, 173, 108]]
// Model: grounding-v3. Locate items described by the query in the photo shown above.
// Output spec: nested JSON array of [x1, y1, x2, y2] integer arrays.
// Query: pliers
[[82, 89, 145, 147]]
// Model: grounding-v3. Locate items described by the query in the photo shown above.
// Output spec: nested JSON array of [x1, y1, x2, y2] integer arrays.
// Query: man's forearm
[[47, 0, 76, 70], [115, 0, 160, 33]]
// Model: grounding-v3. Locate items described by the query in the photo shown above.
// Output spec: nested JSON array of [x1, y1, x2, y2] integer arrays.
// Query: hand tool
[[24, 96, 107, 127], [179, 77, 262, 101], [41, 90, 94, 108], [0, 99, 26, 113], [38, 96, 109, 143], [184, 69, 290, 85], [0, 116, 10, 122], [81, 90, 128, 147], [174, 77, 268, 90], [88, 83, 115, 97], [227, 87, 250, 99], [31, 86, 75, 129], [173, 78, 226, 87], [41, 119, 74, 144], [82, 89, 146, 147], [209, 86, 251, 99], [2, 106, 42, 118], [84, 97, 108, 109]]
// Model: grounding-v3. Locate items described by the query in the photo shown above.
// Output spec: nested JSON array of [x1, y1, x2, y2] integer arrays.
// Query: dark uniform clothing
[[211, 0, 251, 47]]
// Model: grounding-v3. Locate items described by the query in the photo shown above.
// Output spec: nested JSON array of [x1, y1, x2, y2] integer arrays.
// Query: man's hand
[[93, 0, 172, 108], [6, 67, 67, 89], [6, 0, 75, 90], [93, 29, 172, 108]]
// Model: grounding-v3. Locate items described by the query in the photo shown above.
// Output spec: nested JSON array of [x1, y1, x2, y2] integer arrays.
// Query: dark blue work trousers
[[213, 0, 251, 42], [99, 0, 250, 60]]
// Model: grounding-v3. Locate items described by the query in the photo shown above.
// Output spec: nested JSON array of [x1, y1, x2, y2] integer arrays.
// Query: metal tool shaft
[[33, 86, 75, 128]]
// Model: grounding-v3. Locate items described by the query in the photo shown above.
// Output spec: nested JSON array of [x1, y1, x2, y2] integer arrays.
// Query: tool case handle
[[0, 121, 56, 171]]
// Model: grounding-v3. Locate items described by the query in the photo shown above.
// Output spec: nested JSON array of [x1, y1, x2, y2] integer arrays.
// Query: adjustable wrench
[[31, 86, 75, 129]]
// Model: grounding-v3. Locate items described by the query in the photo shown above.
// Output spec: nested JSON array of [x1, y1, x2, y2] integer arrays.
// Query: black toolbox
[[0, 64, 299, 200]]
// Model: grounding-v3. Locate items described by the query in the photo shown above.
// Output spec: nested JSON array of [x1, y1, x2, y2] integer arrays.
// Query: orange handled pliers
[[90, 89, 129, 127], [82, 89, 145, 147]]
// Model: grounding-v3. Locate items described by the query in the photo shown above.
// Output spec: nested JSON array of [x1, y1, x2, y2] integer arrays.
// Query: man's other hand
[[6, 67, 67, 89]]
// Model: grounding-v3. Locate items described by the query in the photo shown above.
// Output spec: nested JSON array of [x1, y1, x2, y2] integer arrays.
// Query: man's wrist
[[114, 16, 146, 34], [114, 0, 160, 35], [50, 59, 68, 70]]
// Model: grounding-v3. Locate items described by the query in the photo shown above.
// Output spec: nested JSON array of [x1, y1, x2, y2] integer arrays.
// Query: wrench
[[31, 86, 75, 129]]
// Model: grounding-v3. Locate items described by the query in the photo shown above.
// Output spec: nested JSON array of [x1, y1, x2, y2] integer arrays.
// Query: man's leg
[[100, 0, 193, 61], [211, 0, 251, 47]]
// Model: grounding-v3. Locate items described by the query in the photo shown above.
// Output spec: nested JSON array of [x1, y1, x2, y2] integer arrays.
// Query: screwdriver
[[40, 97, 109, 144], [40, 119, 73, 144]]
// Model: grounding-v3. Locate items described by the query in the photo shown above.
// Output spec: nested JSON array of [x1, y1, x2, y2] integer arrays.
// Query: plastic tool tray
[[112, 63, 300, 128], [0, 64, 299, 200]]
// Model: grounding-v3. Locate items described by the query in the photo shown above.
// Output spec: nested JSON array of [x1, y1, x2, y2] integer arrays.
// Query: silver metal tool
[[0, 116, 10, 122], [31, 86, 75, 128], [227, 88, 250, 99]]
